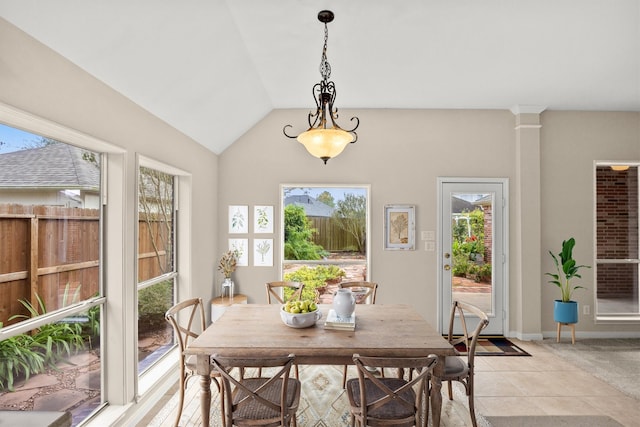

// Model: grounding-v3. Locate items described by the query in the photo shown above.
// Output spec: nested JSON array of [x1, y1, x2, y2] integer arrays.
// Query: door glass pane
[[451, 193, 493, 315]]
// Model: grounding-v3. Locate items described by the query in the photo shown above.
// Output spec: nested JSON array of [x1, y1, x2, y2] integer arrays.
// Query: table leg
[[195, 354, 212, 426], [430, 355, 445, 427], [199, 374, 211, 426]]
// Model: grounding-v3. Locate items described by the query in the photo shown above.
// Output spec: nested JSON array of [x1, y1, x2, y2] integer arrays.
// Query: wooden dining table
[[185, 303, 456, 426]]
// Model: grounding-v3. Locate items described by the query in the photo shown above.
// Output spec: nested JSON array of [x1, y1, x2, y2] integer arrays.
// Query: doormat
[[453, 337, 531, 356]]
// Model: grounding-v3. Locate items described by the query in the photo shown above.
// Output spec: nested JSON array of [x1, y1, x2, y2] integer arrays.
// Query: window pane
[[597, 263, 639, 314], [138, 167, 174, 280], [0, 137, 101, 328], [137, 280, 174, 373], [137, 166, 175, 374], [0, 307, 103, 425], [596, 166, 639, 259], [0, 128, 103, 425], [282, 186, 368, 303]]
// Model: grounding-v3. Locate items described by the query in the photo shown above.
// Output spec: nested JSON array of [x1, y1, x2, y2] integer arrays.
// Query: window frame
[[279, 183, 371, 281], [594, 162, 640, 322], [0, 102, 117, 421]]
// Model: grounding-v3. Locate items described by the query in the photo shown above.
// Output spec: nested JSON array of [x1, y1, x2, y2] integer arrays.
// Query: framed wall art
[[229, 238, 248, 266], [384, 205, 415, 250], [253, 238, 273, 267], [229, 205, 248, 234], [253, 205, 274, 233]]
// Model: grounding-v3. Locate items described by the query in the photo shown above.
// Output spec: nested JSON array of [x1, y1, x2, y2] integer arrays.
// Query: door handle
[[444, 264, 451, 271]]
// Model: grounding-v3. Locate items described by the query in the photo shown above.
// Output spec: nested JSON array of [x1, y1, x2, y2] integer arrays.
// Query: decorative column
[[511, 105, 545, 339]]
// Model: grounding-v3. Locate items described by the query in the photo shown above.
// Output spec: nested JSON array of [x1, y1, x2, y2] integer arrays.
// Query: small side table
[[211, 294, 247, 322], [556, 322, 576, 344]]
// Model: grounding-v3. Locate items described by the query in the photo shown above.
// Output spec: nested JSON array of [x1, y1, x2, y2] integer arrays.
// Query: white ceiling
[[1, 0, 639, 154]]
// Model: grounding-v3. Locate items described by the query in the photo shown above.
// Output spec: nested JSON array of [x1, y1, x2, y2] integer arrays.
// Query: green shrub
[[284, 265, 346, 301], [138, 280, 173, 331], [284, 204, 328, 260]]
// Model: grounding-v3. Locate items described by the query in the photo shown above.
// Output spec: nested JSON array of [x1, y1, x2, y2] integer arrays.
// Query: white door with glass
[[439, 178, 507, 336]]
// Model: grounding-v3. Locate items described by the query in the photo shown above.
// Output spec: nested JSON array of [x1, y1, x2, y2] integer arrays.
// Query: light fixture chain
[[319, 22, 331, 81]]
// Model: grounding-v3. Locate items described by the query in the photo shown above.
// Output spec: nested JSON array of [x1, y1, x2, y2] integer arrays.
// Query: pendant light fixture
[[283, 10, 359, 164]]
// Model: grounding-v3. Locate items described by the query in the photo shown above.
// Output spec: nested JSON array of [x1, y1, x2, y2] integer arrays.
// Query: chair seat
[[443, 355, 469, 379], [346, 378, 417, 420], [232, 377, 300, 421]]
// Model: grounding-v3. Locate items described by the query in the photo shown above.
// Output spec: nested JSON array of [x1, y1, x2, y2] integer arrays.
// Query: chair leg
[[173, 378, 186, 427], [215, 378, 226, 427], [447, 380, 453, 400], [423, 381, 431, 427], [342, 365, 348, 389], [468, 389, 478, 427]]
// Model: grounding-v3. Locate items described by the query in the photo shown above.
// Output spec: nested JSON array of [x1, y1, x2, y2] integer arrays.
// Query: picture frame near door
[[384, 205, 415, 250]]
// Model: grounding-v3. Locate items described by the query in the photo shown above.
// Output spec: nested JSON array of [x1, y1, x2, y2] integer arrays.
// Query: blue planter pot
[[554, 300, 578, 324]]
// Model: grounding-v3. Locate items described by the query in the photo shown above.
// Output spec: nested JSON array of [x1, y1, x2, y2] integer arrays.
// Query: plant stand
[[556, 322, 575, 344]]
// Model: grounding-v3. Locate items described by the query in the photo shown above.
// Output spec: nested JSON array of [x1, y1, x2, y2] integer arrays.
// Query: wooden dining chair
[[266, 281, 305, 304], [345, 354, 438, 427], [165, 298, 225, 427], [265, 281, 303, 379], [211, 353, 301, 427], [440, 300, 489, 427], [338, 281, 379, 388]]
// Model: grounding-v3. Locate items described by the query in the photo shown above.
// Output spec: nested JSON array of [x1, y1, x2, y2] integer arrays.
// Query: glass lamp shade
[[611, 165, 630, 171], [297, 128, 354, 162]]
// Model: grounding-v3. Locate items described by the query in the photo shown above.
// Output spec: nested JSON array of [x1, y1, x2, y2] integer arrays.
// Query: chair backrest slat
[[351, 354, 437, 425], [266, 281, 304, 304], [165, 297, 205, 353], [447, 300, 489, 365], [212, 354, 299, 426]]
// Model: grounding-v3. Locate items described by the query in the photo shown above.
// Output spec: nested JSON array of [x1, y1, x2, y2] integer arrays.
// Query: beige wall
[[221, 108, 640, 338], [541, 111, 640, 335], [219, 108, 517, 329]]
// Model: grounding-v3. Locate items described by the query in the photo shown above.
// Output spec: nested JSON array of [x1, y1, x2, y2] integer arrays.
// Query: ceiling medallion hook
[[283, 10, 360, 165]]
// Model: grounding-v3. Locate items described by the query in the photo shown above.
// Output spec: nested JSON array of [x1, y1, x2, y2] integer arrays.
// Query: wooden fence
[[0, 204, 169, 326], [308, 217, 362, 252]]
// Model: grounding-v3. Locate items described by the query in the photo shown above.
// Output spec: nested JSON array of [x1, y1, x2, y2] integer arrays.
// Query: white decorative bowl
[[280, 307, 322, 329]]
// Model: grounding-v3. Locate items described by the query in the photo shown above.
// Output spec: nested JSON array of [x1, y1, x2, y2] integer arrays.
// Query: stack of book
[[324, 309, 356, 331]]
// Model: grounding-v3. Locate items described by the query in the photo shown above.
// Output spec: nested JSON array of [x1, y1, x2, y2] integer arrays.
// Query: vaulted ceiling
[[1, 1, 639, 154]]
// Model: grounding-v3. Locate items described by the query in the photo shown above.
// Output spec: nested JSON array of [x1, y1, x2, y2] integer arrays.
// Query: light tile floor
[[138, 338, 640, 426], [473, 339, 640, 427]]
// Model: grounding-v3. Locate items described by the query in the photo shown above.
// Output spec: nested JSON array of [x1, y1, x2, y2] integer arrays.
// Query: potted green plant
[[546, 237, 590, 324]]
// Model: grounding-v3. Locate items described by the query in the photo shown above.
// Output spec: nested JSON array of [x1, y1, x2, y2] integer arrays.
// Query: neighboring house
[[0, 142, 100, 208], [285, 194, 334, 218]]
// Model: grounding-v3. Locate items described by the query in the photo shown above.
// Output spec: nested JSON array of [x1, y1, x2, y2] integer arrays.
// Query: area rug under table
[[453, 337, 531, 356], [485, 415, 623, 427]]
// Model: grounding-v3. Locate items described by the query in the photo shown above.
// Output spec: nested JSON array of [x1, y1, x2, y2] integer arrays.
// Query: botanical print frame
[[229, 205, 248, 234], [253, 205, 274, 234], [229, 238, 248, 266], [384, 205, 415, 250], [253, 238, 273, 266]]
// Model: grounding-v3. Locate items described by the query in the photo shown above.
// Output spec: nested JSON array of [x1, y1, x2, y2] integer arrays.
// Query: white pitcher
[[333, 288, 356, 318]]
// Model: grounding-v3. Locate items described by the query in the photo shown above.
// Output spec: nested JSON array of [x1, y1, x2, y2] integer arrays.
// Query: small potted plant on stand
[[546, 237, 590, 341], [218, 250, 237, 299]]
